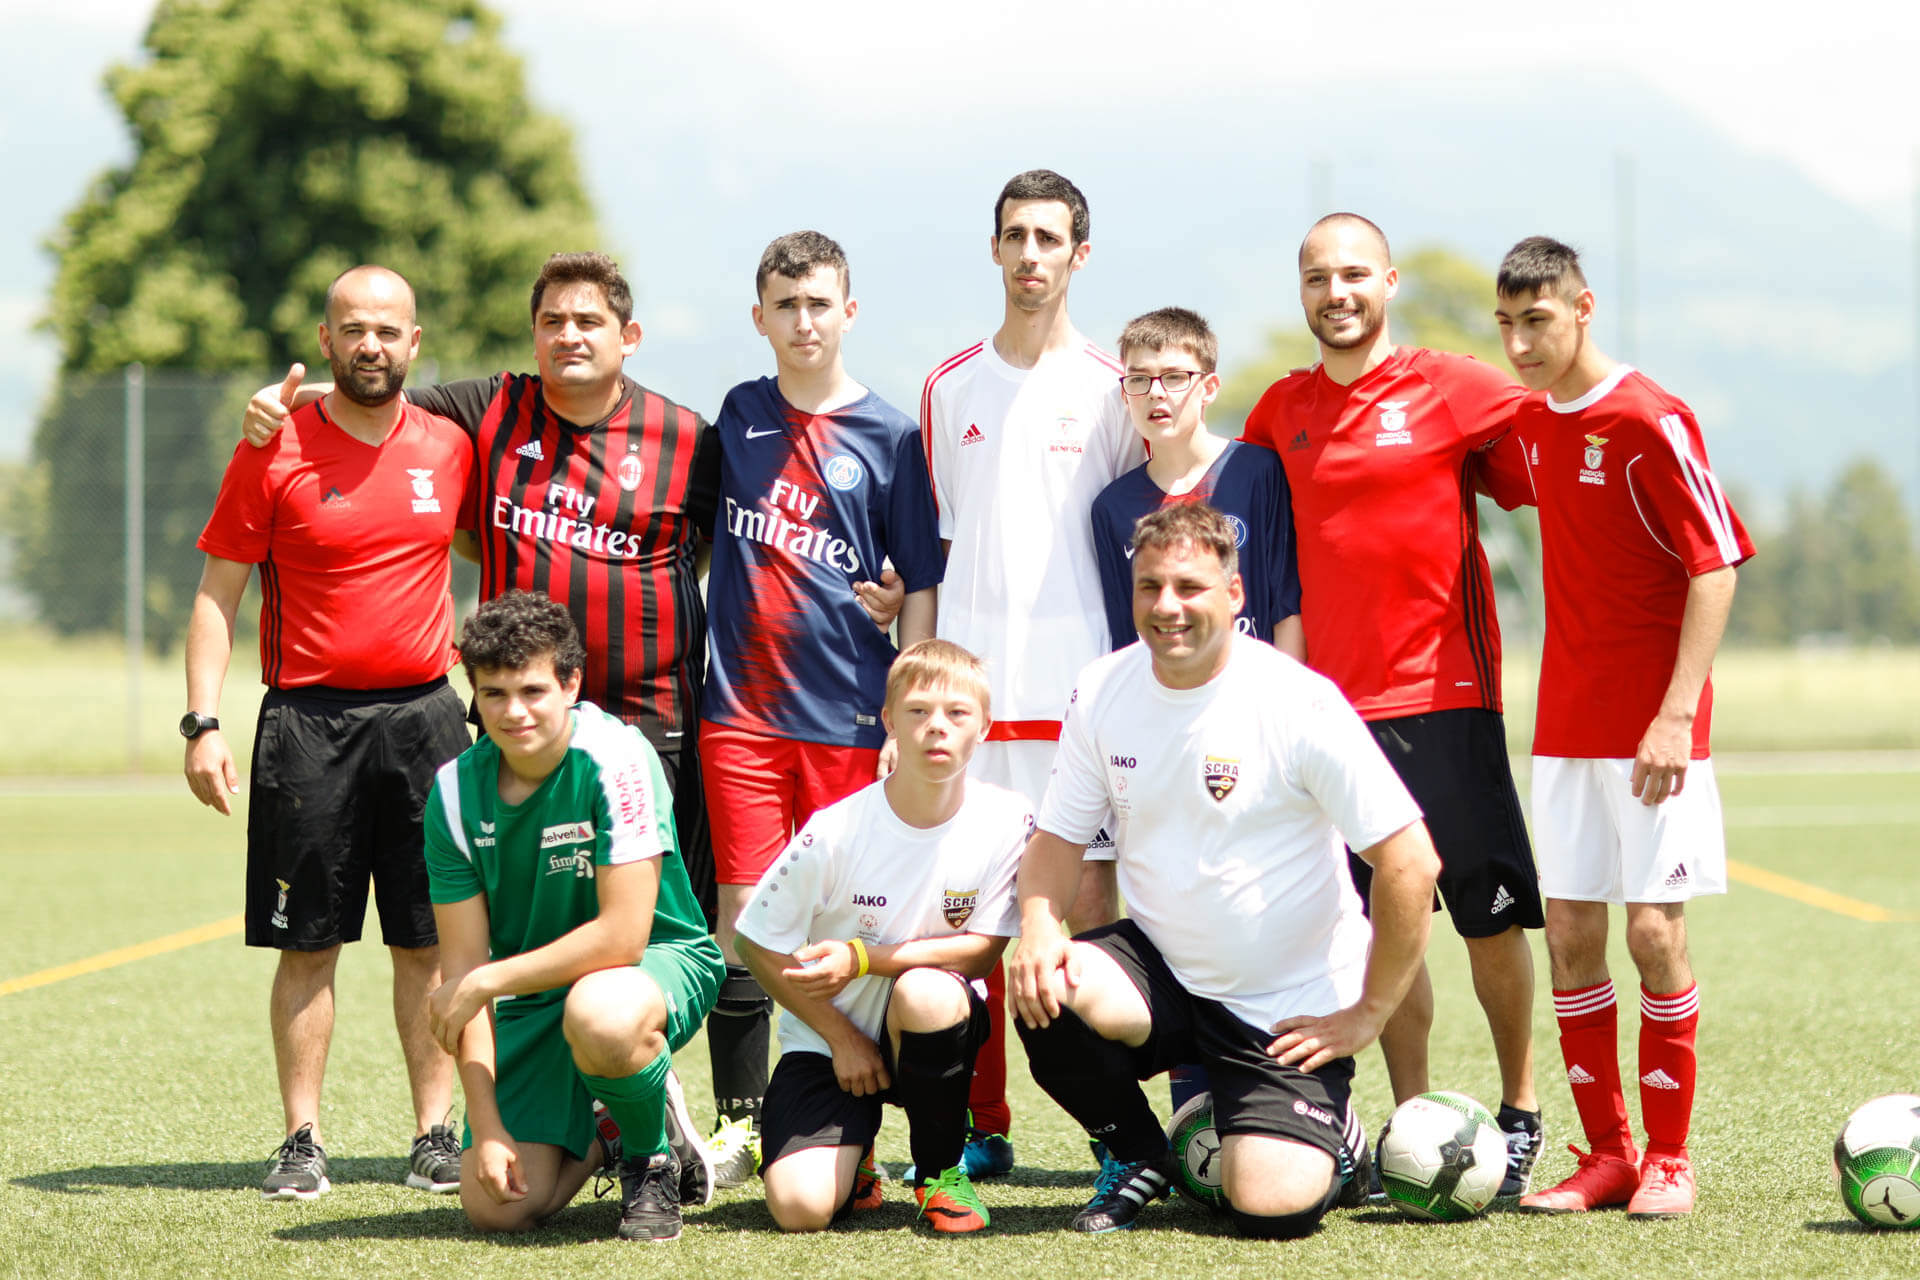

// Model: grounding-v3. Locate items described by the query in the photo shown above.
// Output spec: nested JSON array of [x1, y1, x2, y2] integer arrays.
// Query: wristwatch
[[179, 711, 221, 739]]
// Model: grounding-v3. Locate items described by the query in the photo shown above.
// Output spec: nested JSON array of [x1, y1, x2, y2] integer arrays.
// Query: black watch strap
[[179, 711, 220, 739]]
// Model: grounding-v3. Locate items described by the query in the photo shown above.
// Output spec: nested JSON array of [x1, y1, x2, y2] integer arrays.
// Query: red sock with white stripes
[[1638, 983, 1699, 1160], [1554, 982, 1634, 1159]]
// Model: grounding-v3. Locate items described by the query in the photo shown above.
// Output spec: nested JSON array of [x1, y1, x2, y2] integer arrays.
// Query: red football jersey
[[1506, 366, 1752, 758], [199, 399, 472, 690], [1241, 347, 1524, 720]]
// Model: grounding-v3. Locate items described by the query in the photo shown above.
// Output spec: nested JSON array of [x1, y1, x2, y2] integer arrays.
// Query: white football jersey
[[921, 336, 1143, 726], [1039, 635, 1423, 1031], [736, 777, 1032, 1059]]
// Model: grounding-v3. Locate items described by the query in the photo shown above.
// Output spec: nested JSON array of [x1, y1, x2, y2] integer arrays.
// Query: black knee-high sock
[[893, 1022, 976, 1181], [1014, 1007, 1167, 1164], [707, 964, 771, 1127]]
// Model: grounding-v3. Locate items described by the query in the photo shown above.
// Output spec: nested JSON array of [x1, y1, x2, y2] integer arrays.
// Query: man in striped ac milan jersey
[[693, 231, 943, 1180], [1241, 216, 1546, 1196], [1492, 237, 1752, 1220]]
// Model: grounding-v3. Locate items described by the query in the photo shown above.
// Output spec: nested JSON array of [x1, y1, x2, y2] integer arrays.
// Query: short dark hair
[[1299, 212, 1391, 269], [1118, 307, 1218, 374], [530, 252, 634, 325], [1497, 236, 1588, 301], [1131, 502, 1238, 581], [459, 590, 587, 685], [994, 169, 1090, 246], [755, 230, 850, 299]]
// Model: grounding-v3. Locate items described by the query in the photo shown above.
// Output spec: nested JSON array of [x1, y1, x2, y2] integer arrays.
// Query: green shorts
[[472, 937, 725, 1160]]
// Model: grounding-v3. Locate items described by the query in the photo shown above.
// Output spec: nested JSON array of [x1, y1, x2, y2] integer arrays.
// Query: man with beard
[[1239, 215, 1546, 1198], [185, 264, 475, 1201]]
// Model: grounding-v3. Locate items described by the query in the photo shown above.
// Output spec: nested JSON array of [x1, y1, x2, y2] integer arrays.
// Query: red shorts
[[700, 722, 880, 885]]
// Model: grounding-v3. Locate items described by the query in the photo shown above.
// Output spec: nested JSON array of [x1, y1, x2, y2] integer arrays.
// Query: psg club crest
[[617, 451, 645, 492], [942, 887, 979, 930], [824, 454, 864, 491], [1203, 756, 1239, 803]]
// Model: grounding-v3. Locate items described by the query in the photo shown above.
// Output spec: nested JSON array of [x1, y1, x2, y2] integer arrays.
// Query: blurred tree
[[1213, 244, 1543, 640], [23, 0, 596, 647]]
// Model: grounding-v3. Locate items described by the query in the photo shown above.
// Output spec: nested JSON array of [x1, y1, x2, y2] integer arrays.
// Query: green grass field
[[5, 766, 1920, 1279]]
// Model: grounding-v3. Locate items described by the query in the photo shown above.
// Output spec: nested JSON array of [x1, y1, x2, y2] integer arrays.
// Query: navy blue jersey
[[697, 378, 943, 748], [1090, 439, 1301, 649]]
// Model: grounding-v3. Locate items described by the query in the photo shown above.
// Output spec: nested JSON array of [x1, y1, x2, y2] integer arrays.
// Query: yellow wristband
[[847, 937, 870, 978]]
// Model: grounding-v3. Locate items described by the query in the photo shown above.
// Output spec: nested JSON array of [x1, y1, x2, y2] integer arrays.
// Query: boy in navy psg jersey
[[1092, 308, 1303, 659], [692, 231, 945, 1175]]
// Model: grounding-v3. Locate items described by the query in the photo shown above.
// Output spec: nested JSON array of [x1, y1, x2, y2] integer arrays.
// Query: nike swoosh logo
[[745, 426, 780, 439]]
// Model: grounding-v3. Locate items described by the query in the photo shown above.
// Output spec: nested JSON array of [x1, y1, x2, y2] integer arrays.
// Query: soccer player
[[184, 265, 471, 1199], [692, 230, 944, 1179], [423, 591, 725, 1242], [1240, 213, 1546, 1194], [1092, 306, 1302, 658], [1009, 503, 1440, 1238], [1491, 237, 1751, 1218], [735, 640, 1030, 1234], [920, 169, 1145, 1173]]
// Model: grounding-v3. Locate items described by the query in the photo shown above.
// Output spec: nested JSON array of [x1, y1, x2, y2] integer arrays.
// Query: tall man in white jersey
[[1009, 503, 1441, 1238], [919, 170, 1145, 1174]]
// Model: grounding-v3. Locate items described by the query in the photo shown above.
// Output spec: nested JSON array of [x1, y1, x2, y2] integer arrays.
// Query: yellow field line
[[0, 915, 244, 998], [1728, 859, 1919, 923]]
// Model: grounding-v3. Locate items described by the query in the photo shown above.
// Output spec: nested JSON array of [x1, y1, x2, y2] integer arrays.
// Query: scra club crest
[[1203, 756, 1239, 802], [942, 887, 979, 929]]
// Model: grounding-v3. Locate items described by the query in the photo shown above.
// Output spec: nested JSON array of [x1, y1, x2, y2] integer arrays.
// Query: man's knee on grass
[[1221, 1135, 1337, 1234], [763, 1145, 857, 1232]]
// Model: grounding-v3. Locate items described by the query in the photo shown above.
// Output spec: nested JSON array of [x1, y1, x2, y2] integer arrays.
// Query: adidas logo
[[515, 439, 545, 460], [1663, 863, 1689, 888], [1567, 1064, 1597, 1086], [1641, 1069, 1681, 1091], [321, 486, 347, 507], [1286, 428, 1310, 452], [961, 423, 985, 447], [1491, 885, 1515, 914]]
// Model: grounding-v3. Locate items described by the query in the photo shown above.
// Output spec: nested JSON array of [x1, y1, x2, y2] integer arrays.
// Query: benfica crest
[[942, 887, 979, 929], [1583, 434, 1608, 471], [1203, 756, 1239, 802]]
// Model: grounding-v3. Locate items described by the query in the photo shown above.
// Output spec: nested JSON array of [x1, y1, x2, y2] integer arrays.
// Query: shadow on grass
[[1802, 1218, 1901, 1234], [273, 1203, 606, 1245], [10, 1157, 405, 1195]]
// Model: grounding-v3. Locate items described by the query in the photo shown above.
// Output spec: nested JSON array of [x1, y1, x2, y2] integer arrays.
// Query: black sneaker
[[617, 1152, 683, 1242], [263, 1124, 330, 1201], [1497, 1106, 1544, 1198], [1071, 1150, 1173, 1232], [406, 1123, 462, 1193], [1334, 1103, 1373, 1210], [661, 1068, 715, 1206]]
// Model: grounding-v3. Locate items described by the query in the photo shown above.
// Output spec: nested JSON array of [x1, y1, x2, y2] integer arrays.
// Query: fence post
[[125, 363, 144, 774]]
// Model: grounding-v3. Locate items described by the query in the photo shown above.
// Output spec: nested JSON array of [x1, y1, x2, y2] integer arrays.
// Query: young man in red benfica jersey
[[1492, 236, 1752, 1219], [1240, 214, 1545, 1197], [186, 265, 473, 1200]]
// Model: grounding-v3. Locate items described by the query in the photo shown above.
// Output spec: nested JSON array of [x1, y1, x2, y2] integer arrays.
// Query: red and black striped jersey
[[411, 373, 717, 749]]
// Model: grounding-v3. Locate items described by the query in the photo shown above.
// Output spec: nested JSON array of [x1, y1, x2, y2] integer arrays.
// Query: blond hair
[[885, 639, 991, 717]]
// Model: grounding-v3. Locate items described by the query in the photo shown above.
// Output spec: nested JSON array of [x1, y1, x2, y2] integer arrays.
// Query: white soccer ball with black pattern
[[1165, 1091, 1228, 1211], [1377, 1090, 1506, 1221], [1833, 1094, 1920, 1229]]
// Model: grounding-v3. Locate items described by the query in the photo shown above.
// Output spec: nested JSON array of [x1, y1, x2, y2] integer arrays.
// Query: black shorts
[[1349, 708, 1543, 937], [657, 731, 717, 933], [246, 679, 471, 951], [1082, 920, 1354, 1162], [761, 974, 989, 1168]]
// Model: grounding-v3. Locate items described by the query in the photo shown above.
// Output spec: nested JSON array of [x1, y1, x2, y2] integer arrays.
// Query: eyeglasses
[[1120, 370, 1205, 396]]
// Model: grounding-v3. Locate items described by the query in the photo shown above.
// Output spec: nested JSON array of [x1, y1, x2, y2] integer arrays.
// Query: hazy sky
[[4, 0, 1915, 459]]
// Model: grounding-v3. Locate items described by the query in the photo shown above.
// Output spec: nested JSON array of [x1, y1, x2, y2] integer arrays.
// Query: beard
[[329, 350, 410, 407], [1307, 300, 1383, 351]]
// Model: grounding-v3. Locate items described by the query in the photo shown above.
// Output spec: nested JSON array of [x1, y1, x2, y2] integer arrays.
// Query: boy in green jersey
[[423, 590, 724, 1242]]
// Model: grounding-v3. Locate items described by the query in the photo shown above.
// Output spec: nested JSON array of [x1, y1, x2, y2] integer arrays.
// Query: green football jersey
[[424, 701, 711, 1011]]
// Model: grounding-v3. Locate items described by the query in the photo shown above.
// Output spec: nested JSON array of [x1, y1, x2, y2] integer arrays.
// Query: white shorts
[[1530, 756, 1728, 904], [972, 738, 1117, 863]]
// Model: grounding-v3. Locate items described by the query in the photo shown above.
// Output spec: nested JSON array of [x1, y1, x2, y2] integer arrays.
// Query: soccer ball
[[1165, 1091, 1228, 1211], [1377, 1091, 1507, 1222], [1833, 1094, 1920, 1229]]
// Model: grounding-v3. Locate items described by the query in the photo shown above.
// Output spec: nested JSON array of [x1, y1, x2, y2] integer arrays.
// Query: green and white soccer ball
[[1165, 1091, 1228, 1211], [1377, 1090, 1507, 1222], [1833, 1093, 1920, 1229]]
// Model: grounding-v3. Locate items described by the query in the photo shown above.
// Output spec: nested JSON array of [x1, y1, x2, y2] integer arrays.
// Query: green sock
[[583, 1052, 671, 1160]]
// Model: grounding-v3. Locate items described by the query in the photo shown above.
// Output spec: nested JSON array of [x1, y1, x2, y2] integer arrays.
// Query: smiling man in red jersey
[[1241, 214, 1545, 1199]]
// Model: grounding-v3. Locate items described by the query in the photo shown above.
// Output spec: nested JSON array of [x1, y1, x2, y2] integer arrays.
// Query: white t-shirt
[[921, 336, 1144, 727], [1039, 635, 1423, 1031], [736, 776, 1033, 1059]]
